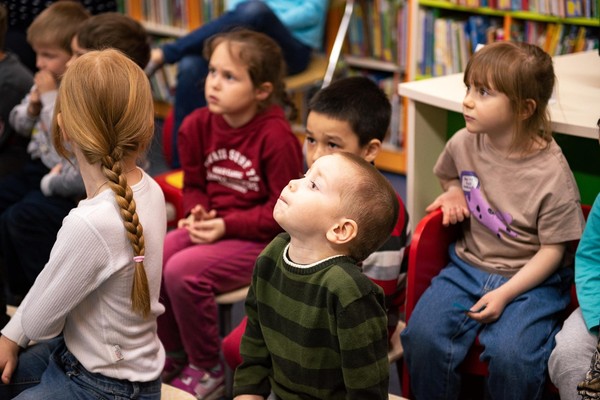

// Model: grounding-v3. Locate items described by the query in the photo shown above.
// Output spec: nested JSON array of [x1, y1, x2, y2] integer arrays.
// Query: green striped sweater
[[234, 233, 389, 399]]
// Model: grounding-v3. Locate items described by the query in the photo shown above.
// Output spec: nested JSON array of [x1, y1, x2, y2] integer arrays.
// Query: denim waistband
[[54, 339, 162, 397]]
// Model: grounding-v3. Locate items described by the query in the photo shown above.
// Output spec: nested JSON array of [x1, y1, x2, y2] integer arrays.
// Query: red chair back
[[402, 204, 591, 398]]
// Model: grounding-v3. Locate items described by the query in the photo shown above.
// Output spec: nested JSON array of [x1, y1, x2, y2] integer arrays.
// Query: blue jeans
[[163, 0, 312, 168], [0, 337, 161, 399], [400, 245, 572, 400]]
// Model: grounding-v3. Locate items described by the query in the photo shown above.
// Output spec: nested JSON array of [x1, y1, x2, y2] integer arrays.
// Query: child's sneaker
[[161, 356, 186, 383], [171, 363, 224, 400]]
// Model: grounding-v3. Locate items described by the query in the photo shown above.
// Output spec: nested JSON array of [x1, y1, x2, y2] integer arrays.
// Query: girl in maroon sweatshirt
[[157, 29, 303, 399]]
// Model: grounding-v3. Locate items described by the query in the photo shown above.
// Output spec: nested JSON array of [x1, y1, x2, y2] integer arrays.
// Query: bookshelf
[[405, 0, 599, 80], [119, 1, 225, 115], [342, 0, 409, 172]]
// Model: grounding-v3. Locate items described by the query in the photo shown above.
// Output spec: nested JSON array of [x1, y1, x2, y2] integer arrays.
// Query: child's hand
[[27, 86, 42, 117], [426, 186, 470, 226], [466, 289, 511, 324], [190, 204, 217, 222], [177, 205, 217, 229], [0, 335, 20, 384], [49, 163, 62, 176], [187, 218, 225, 244], [34, 70, 58, 94]]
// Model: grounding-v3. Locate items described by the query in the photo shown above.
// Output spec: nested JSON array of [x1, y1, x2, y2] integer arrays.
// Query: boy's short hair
[[0, 3, 6, 50], [27, 2, 90, 53], [337, 152, 399, 261], [308, 76, 391, 145], [77, 13, 150, 69]]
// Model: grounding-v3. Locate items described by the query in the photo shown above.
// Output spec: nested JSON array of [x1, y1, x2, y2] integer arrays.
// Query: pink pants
[[157, 228, 267, 368]]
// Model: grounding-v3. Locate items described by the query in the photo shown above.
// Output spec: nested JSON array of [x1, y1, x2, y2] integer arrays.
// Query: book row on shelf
[[416, 7, 599, 77], [448, 0, 597, 18], [348, 0, 408, 70], [117, 0, 225, 33]]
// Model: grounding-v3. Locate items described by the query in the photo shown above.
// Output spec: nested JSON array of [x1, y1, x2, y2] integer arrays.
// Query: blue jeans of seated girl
[[400, 244, 572, 400], [0, 336, 161, 400]]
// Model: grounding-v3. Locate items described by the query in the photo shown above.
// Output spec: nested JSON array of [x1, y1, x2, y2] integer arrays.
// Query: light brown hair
[[27, 1, 90, 53], [463, 41, 555, 153], [203, 28, 297, 120], [53, 49, 154, 317], [337, 152, 399, 261]]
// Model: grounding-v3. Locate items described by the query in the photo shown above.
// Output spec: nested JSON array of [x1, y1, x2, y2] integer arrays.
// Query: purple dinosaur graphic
[[461, 171, 517, 239]]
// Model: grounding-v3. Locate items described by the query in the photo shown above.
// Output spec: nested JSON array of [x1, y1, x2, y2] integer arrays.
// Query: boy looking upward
[[305, 76, 411, 337], [222, 76, 411, 370], [234, 152, 398, 399]]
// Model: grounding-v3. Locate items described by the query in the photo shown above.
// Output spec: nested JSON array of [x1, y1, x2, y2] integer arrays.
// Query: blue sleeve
[[266, 0, 327, 30], [575, 194, 600, 331]]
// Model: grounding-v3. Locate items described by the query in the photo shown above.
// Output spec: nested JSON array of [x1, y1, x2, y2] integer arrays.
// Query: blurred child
[[401, 41, 584, 400], [69, 12, 150, 69], [222, 76, 412, 370], [0, 49, 166, 400], [0, 3, 33, 176], [548, 121, 600, 400], [0, 2, 89, 306], [234, 152, 397, 399], [158, 29, 303, 399]]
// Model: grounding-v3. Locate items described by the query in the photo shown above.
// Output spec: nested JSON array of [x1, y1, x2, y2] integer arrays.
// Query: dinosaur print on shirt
[[461, 171, 517, 239]]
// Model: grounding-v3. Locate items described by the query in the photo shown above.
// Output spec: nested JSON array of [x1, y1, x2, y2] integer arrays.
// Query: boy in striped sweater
[[233, 152, 398, 399]]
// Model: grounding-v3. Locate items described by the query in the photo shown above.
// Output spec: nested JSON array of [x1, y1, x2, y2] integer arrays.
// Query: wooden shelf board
[[418, 0, 600, 26]]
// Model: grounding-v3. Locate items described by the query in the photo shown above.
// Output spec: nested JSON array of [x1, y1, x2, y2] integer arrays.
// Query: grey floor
[[147, 120, 405, 397]]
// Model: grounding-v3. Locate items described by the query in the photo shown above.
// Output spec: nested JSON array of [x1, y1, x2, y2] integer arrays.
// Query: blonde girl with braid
[[0, 49, 167, 400]]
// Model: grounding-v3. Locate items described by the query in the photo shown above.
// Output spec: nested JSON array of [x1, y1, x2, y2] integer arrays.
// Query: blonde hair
[[463, 41, 555, 153], [27, 1, 90, 53], [336, 152, 399, 261], [53, 49, 155, 317]]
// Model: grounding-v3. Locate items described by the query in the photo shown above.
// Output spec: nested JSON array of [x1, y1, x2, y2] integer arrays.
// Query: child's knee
[[234, 0, 271, 20]]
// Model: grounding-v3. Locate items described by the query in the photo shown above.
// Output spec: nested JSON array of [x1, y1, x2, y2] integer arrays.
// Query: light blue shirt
[[575, 193, 600, 331], [227, 0, 328, 49]]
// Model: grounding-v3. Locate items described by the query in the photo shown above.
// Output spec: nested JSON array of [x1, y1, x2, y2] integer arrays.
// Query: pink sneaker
[[161, 356, 186, 383], [171, 364, 225, 400]]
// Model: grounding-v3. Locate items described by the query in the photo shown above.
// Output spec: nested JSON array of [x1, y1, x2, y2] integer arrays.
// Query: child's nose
[[463, 94, 474, 108], [288, 179, 298, 191]]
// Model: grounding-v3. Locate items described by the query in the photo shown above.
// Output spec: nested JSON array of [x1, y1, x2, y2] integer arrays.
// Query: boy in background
[[305, 76, 411, 337], [0, 3, 33, 176], [234, 152, 397, 399], [0, 2, 89, 313], [222, 76, 411, 370]]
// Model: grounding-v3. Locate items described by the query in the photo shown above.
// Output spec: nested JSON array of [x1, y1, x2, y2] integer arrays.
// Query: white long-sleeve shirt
[[2, 170, 167, 382]]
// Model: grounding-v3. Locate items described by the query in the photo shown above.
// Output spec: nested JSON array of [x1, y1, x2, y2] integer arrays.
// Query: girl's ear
[[326, 218, 358, 245], [361, 138, 382, 163], [520, 99, 537, 120], [255, 82, 273, 102]]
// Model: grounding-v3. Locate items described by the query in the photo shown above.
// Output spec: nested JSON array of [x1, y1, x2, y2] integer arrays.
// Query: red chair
[[402, 206, 590, 399]]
